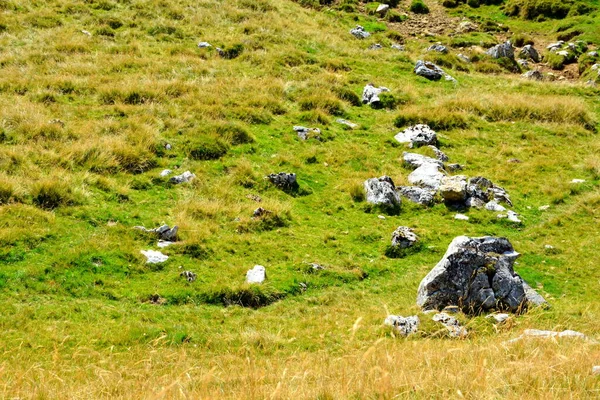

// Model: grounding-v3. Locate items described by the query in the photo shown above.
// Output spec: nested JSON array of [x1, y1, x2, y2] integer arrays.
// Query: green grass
[[1, 0, 600, 397]]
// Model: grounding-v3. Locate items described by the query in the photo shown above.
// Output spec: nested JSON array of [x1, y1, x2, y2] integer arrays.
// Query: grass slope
[[1, 0, 600, 398]]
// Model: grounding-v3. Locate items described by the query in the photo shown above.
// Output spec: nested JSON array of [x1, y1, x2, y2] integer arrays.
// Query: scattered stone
[[157, 240, 174, 248], [507, 210, 521, 223], [362, 83, 390, 107], [350, 25, 370, 39], [49, 119, 65, 127], [538, 205, 550, 211], [391, 226, 419, 248], [364, 176, 401, 209], [544, 244, 554, 249], [378, 215, 386, 220], [466, 176, 512, 207], [507, 329, 589, 343], [485, 201, 506, 212], [336, 118, 358, 129], [523, 70, 543, 80], [170, 171, 195, 184], [293, 125, 321, 141], [486, 313, 510, 323], [165, 143, 172, 150], [253, 207, 271, 218], [414, 60, 444, 81], [384, 315, 420, 336], [81, 30, 92, 36], [443, 305, 460, 314], [309, 262, 325, 271], [147, 294, 167, 305], [246, 194, 262, 202], [588, 51, 598, 57], [429, 145, 449, 162], [507, 158, 521, 163], [522, 281, 547, 307], [198, 41, 212, 48], [402, 152, 444, 169], [397, 186, 436, 206], [180, 270, 197, 282], [486, 41, 514, 59], [592, 64, 600, 71], [517, 59, 529, 68], [395, 124, 438, 148], [391, 43, 405, 51], [571, 179, 585, 183], [368, 43, 383, 50], [439, 175, 468, 203], [417, 236, 545, 313], [268, 172, 299, 191], [141, 250, 169, 264], [376, 3, 390, 16], [246, 265, 266, 284], [454, 214, 469, 221], [447, 163, 463, 172], [299, 282, 308, 291], [160, 169, 172, 177], [547, 41, 565, 52], [433, 312, 467, 338], [457, 53, 470, 63], [519, 45, 540, 62], [134, 225, 179, 241], [592, 366, 600, 375], [457, 20, 478, 33], [408, 163, 445, 190], [427, 44, 448, 54]]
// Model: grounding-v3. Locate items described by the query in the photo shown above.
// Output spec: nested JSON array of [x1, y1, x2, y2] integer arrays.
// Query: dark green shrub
[[410, 0, 429, 13], [373, 92, 398, 110], [187, 136, 229, 160], [467, 0, 480, 8]]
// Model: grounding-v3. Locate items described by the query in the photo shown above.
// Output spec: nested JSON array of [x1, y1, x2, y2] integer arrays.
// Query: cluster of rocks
[[267, 172, 299, 191], [170, 171, 195, 184], [384, 312, 468, 338], [362, 83, 390, 107], [350, 25, 370, 39], [293, 125, 321, 141], [394, 124, 437, 148], [414, 60, 456, 82]]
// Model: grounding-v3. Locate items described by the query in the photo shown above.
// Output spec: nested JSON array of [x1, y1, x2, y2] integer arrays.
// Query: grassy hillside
[[1, 0, 600, 398]]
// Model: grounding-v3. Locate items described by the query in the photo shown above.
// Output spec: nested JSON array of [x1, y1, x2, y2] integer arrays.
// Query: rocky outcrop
[[362, 84, 390, 107], [364, 176, 401, 210], [268, 172, 299, 191], [391, 226, 419, 248], [395, 125, 438, 148], [417, 236, 546, 313], [384, 315, 420, 336], [486, 41, 514, 59]]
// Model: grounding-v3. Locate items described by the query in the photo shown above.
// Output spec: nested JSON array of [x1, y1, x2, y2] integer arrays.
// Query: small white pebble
[[378, 215, 386, 220], [571, 179, 585, 183], [454, 214, 469, 221]]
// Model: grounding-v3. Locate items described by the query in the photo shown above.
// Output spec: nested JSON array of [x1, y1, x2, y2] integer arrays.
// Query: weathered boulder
[[519, 45, 540, 62], [246, 265, 266, 284], [523, 70, 543, 80], [427, 44, 448, 54], [268, 172, 299, 191], [486, 41, 514, 59], [397, 186, 436, 206], [439, 175, 468, 203], [414, 60, 443, 81], [364, 176, 401, 209], [408, 163, 445, 190], [433, 312, 467, 338], [391, 226, 419, 248], [402, 152, 443, 169], [384, 315, 420, 336], [417, 236, 545, 313], [395, 124, 438, 147], [362, 84, 390, 107], [170, 171, 195, 184], [293, 125, 321, 140], [350, 25, 370, 39]]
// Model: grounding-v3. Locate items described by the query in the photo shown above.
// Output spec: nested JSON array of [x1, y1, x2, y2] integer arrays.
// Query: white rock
[[141, 250, 168, 264], [336, 118, 358, 129], [433, 313, 467, 338], [160, 169, 172, 177], [376, 4, 390, 15], [571, 179, 585, 183], [507, 211, 522, 223], [538, 205, 550, 211], [544, 244, 554, 249], [408, 163, 445, 190], [485, 201, 506, 212], [378, 215, 386, 220], [384, 315, 420, 336], [246, 265, 266, 284], [170, 171, 196, 184], [81, 30, 92, 36], [486, 313, 510, 323], [454, 214, 469, 221], [198, 42, 212, 48], [592, 366, 600, 375]]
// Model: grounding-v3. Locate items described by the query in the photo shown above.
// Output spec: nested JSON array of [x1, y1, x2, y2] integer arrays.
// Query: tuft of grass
[[187, 136, 230, 160], [30, 179, 78, 210]]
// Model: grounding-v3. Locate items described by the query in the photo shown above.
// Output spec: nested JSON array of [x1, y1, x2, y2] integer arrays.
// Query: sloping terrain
[[1, 0, 600, 398]]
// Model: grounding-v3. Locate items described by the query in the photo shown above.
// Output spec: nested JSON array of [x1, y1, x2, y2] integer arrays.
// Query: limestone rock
[[397, 186, 435, 206], [457, 20, 478, 33], [439, 175, 468, 203], [364, 176, 401, 209], [485, 201, 506, 212], [454, 214, 469, 221], [458, 53, 470, 63], [336, 118, 358, 129], [429, 145, 449, 162], [523, 281, 547, 307], [384, 315, 420, 336], [402, 152, 443, 169], [268, 172, 299, 191], [362, 84, 390, 107], [523, 70, 543, 80], [519, 45, 540, 62], [408, 163, 445, 190], [414, 60, 444, 81], [395, 124, 438, 148], [417, 236, 536, 313], [391, 43, 405, 51], [391, 226, 419, 248], [141, 250, 169, 264], [433, 312, 467, 338], [376, 3, 389, 15], [592, 366, 600, 375], [293, 125, 321, 140], [134, 225, 178, 241], [350, 25, 370, 39], [160, 169, 172, 177], [486, 41, 514, 59], [198, 42, 212, 48], [368, 43, 383, 50], [486, 313, 510, 323], [427, 44, 448, 54], [170, 171, 196, 184], [180, 270, 197, 282], [246, 265, 266, 284]]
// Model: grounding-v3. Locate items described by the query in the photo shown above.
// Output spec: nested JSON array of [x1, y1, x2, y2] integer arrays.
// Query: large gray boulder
[[362, 84, 390, 107], [395, 124, 438, 148], [408, 163, 445, 190], [397, 186, 436, 206], [486, 41, 514, 59], [417, 236, 545, 313], [364, 176, 401, 210]]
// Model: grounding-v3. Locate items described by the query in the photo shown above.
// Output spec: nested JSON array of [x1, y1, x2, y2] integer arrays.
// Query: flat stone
[[485, 201, 506, 212], [395, 125, 438, 148], [454, 214, 469, 221], [486, 313, 510, 323], [408, 163, 445, 190], [141, 250, 168, 264], [571, 179, 585, 183], [336, 118, 358, 129], [198, 42, 212, 48], [170, 171, 196, 184]]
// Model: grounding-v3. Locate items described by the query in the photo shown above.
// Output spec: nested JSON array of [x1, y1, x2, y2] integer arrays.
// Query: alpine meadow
[[1, 0, 600, 398]]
